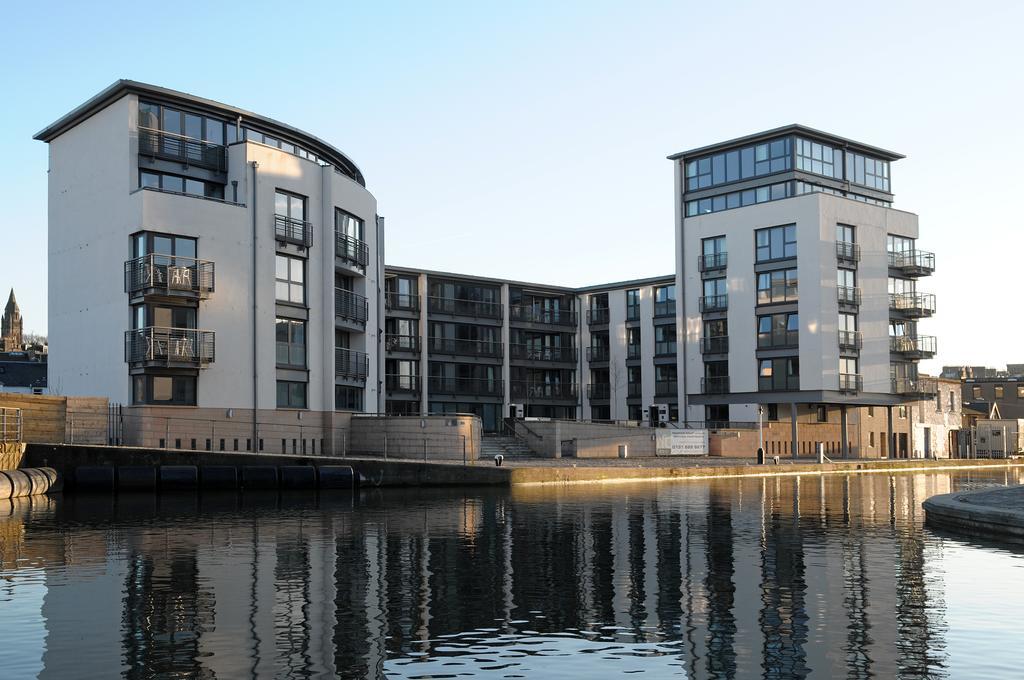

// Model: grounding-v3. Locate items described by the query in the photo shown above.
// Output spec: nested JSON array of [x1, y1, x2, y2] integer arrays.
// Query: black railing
[[428, 336, 503, 357], [138, 127, 227, 172], [889, 335, 938, 357], [699, 295, 728, 313], [889, 292, 936, 317], [655, 341, 677, 356], [510, 306, 577, 326], [509, 344, 577, 362], [385, 292, 420, 311], [385, 334, 420, 352], [702, 336, 729, 354], [758, 375, 800, 392], [699, 253, 728, 271], [838, 373, 863, 392], [124, 254, 214, 298], [888, 249, 936, 275], [892, 377, 938, 396], [626, 344, 642, 360], [837, 286, 862, 306], [626, 305, 640, 322], [335, 288, 368, 325], [429, 377, 503, 396], [511, 381, 578, 400], [655, 380, 679, 396], [125, 327, 215, 366], [335, 348, 369, 380], [627, 382, 642, 398], [274, 214, 312, 246], [587, 308, 610, 325], [336, 233, 369, 268], [836, 241, 861, 262], [587, 383, 611, 400], [654, 300, 676, 318], [428, 296, 503, 319], [385, 374, 420, 392], [701, 376, 730, 394], [586, 346, 610, 362], [838, 330, 863, 350], [757, 330, 798, 349]]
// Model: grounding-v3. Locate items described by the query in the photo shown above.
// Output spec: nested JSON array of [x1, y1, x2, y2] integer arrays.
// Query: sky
[[1, 0, 1022, 374]]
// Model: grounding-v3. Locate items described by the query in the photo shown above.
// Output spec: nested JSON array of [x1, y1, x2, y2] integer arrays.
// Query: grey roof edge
[[385, 264, 673, 293], [667, 124, 905, 162], [33, 79, 366, 186]]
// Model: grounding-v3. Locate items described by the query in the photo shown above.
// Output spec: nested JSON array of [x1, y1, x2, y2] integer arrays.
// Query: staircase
[[480, 433, 537, 460]]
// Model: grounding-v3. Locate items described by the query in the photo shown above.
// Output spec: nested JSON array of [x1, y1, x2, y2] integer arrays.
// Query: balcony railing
[[654, 300, 676, 318], [587, 383, 611, 400], [275, 214, 312, 247], [757, 284, 798, 306], [892, 377, 938, 397], [335, 348, 369, 381], [888, 249, 936, 276], [656, 380, 679, 397], [626, 344, 642, 360], [511, 381, 578, 400], [385, 292, 420, 311], [889, 335, 938, 358], [627, 382, 642, 398], [335, 288, 368, 325], [509, 344, 577, 362], [124, 254, 214, 298], [838, 373, 863, 392], [428, 336, 503, 357], [757, 330, 798, 350], [336, 233, 369, 268], [699, 253, 728, 271], [838, 330, 863, 350], [699, 295, 728, 313], [701, 377, 729, 394], [510, 306, 577, 326], [587, 308, 610, 325], [586, 346, 610, 362], [702, 336, 729, 354], [758, 375, 800, 392], [429, 377, 503, 396], [655, 341, 677, 356], [836, 241, 861, 262], [125, 327, 215, 367], [385, 374, 420, 392], [385, 334, 420, 352], [428, 296, 503, 319], [889, 292, 936, 318], [138, 127, 227, 172], [837, 286, 862, 306]]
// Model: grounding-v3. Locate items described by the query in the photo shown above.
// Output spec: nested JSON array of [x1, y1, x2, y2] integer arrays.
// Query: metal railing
[[586, 308, 610, 325], [586, 346, 610, 362], [335, 288, 368, 324], [888, 249, 936, 275], [759, 375, 800, 392], [125, 327, 215, 366], [626, 344, 642, 360], [838, 373, 863, 392], [698, 252, 728, 271], [274, 214, 312, 246], [655, 341, 677, 356], [138, 127, 227, 172], [757, 283, 798, 305], [428, 336, 503, 357], [385, 374, 420, 392], [889, 292, 936, 317], [837, 286, 862, 305], [509, 306, 577, 326], [508, 344, 577, 362], [0, 407, 22, 443], [124, 254, 215, 298], [429, 377, 503, 396], [654, 300, 676, 318], [428, 296, 503, 319], [335, 348, 369, 380], [838, 330, 863, 350], [757, 330, 798, 349], [836, 241, 861, 261], [892, 377, 938, 396], [702, 335, 729, 354], [889, 335, 938, 357], [627, 382, 642, 398], [385, 292, 420, 311], [587, 383, 611, 400], [655, 379, 679, 396], [701, 376, 730, 394], [385, 334, 420, 352], [512, 382, 578, 400], [699, 295, 728, 313], [335, 233, 369, 268]]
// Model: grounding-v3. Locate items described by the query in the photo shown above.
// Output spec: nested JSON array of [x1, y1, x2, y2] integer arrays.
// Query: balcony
[[889, 292, 936, 318], [656, 379, 679, 397], [892, 377, 938, 397], [757, 330, 798, 350], [626, 344, 642, 360], [429, 377, 503, 396], [702, 336, 729, 354], [836, 241, 861, 262], [838, 373, 863, 393], [385, 292, 420, 312], [838, 330, 863, 350], [837, 286, 862, 306], [385, 374, 420, 393], [699, 295, 728, 313], [385, 334, 420, 352], [138, 127, 226, 172], [336, 233, 369, 269], [125, 327, 215, 367], [509, 344, 577, 362], [335, 288, 368, 325], [335, 348, 369, 381], [890, 335, 938, 359], [655, 341, 677, 356], [758, 375, 800, 392], [888, 250, 936, 276], [428, 337, 502, 358], [586, 346, 610, 362], [587, 308, 610, 325], [428, 296, 503, 319], [627, 382, 642, 398], [510, 306, 577, 327], [701, 377, 729, 394], [586, 383, 611, 400], [698, 253, 728, 272], [125, 254, 214, 300], [654, 300, 676, 318], [511, 381, 578, 401], [275, 214, 312, 247]]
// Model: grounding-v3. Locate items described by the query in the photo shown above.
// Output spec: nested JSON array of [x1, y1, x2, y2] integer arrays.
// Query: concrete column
[[886, 405, 894, 459], [501, 283, 511, 414], [419, 273, 429, 415], [791, 402, 799, 459], [840, 405, 849, 459]]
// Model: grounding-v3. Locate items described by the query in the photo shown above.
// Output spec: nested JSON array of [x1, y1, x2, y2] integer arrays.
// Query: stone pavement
[[924, 484, 1024, 541]]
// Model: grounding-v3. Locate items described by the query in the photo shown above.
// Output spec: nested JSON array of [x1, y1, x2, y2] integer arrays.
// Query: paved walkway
[[476, 455, 927, 468], [924, 485, 1024, 541]]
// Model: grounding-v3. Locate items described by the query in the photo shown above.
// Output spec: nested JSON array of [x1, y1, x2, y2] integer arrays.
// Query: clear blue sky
[[1, 0, 1021, 373]]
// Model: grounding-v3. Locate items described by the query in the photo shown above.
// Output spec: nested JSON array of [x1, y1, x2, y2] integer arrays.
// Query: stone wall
[[515, 420, 657, 459], [348, 414, 481, 461]]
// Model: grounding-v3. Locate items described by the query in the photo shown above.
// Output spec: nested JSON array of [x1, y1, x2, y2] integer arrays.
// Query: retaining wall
[[0, 393, 107, 445]]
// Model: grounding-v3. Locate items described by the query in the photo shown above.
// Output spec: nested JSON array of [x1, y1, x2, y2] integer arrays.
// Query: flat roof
[[33, 80, 365, 185], [667, 124, 904, 162], [384, 265, 673, 294]]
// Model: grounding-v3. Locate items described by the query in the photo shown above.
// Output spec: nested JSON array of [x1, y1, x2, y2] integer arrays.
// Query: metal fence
[[0, 408, 22, 443]]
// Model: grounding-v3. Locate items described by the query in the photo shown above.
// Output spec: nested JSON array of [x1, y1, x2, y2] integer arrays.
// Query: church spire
[[4, 288, 15, 313]]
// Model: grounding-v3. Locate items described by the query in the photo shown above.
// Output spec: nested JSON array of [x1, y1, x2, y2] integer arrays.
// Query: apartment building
[[35, 81, 384, 449], [672, 125, 937, 457]]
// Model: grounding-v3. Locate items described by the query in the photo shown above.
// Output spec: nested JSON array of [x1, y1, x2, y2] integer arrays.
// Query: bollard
[[118, 466, 158, 491], [494, 453, 504, 467], [318, 465, 356, 490], [280, 466, 316, 490], [816, 442, 825, 464], [201, 466, 238, 489], [242, 466, 278, 489], [757, 447, 765, 465], [160, 465, 199, 490], [773, 455, 780, 465]]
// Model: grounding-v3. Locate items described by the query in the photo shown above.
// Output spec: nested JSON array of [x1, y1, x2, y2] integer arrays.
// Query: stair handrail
[[502, 417, 541, 449]]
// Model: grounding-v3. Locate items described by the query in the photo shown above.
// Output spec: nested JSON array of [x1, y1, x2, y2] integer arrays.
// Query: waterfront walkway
[[924, 484, 1024, 541]]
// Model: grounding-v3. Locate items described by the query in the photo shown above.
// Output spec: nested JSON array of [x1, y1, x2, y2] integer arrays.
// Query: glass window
[[995, 385, 1005, 399], [162, 175, 184, 193], [277, 381, 307, 409], [335, 385, 363, 411], [838, 269, 856, 288], [336, 209, 364, 240], [138, 101, 160, 129], [276, 319, 306, 367], [755, 225, 797, 262], [275, 255, 305, 304], [836, 224, 855, 243], [702, 236, 726, 256], [757, 269, 797, 304], [972, 386, 982, 399], [140, 171, 160, 188], [276, 191, 306, 221]]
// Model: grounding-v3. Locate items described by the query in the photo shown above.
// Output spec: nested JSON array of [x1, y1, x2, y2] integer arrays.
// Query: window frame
[[275, 254, 306, 305]]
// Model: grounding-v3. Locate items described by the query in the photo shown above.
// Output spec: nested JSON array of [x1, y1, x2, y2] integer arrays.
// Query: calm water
[[2, 469, 1024, 679]]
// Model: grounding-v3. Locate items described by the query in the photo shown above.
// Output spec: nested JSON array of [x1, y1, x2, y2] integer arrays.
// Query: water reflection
[[1, 469, 1024, 679]]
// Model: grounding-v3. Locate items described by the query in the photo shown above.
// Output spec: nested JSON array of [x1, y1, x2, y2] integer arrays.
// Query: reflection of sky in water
[[1, 469, 1024, 678]]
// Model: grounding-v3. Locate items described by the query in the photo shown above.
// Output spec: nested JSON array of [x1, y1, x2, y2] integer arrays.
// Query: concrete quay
[[924, 484, 1024, 541]]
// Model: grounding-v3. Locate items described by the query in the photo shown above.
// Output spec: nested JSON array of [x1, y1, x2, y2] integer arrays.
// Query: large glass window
[[335, 385, 363, 411], [139, 170, 224, 199], [756, 269, 798, 304], [686, 138, 791, 192], [796, 138, 843, 179], [139, 100, 227, 145], [276, 380, 307, 409], [625, 289, 640, 320], [335, 209, 365, 241], [686, 181, 791, 216], [132, 374, 196, 405], [755, 225, 797, 261], [887, 234, 915, 254], [759, 357, 799, 391], [275, 255, 305, 304], [757, 313, 798, 348], [846, 152, 890, 191], [275, 318, 306, 367], [654, 325, 676, 355], [836, 224, 855, 244], [653, 285, 675, 317], [275, 191, 306, 222], [838, 268, 857, 289]]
